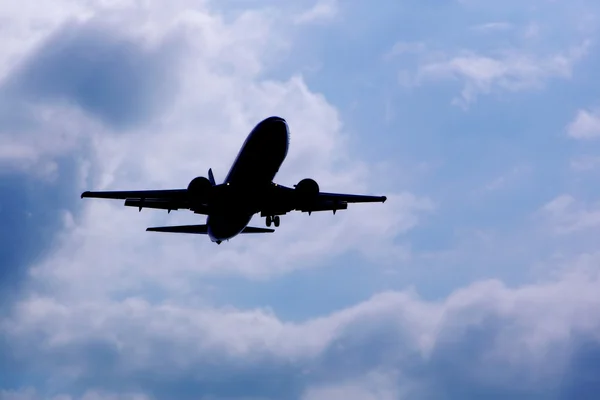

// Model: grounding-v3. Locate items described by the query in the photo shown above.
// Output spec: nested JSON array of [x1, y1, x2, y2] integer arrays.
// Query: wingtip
[[382, 196, 387, 203], [81, 191, 89, 199]]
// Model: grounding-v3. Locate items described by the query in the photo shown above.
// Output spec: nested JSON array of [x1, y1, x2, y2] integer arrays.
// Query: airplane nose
[[250, 116, 289, 149], [258, 116, 288, 134], [260, 116, 287, 128], [263, 116, 286, 123]]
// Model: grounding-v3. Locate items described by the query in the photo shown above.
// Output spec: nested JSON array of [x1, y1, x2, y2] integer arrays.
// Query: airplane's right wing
[[81, 189, 188, 200], [266, 184, 387, 215], [316, 192, 387, 204]]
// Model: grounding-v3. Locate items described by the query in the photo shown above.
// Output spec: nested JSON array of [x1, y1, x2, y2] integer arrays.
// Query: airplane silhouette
[[81, 116, 387, 244]]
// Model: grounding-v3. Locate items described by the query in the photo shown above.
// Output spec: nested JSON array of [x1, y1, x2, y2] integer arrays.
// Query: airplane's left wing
[[293, 191, 387, 214], [81, 189, 200, 213]]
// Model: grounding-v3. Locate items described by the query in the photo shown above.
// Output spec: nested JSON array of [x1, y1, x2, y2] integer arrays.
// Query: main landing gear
[[265, 215, 280, 227]]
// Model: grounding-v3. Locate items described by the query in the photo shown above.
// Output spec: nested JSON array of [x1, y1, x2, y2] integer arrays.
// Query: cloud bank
[[1, 0, 600, 399], [3, 266, 600, 399]]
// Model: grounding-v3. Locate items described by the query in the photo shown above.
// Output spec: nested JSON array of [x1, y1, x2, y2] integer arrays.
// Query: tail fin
[[208, 168, 216, 185]]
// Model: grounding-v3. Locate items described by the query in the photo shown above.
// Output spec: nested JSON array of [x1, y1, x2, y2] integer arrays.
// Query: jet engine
[[295, 178, 319, 206], [187, 176, 213, 203]]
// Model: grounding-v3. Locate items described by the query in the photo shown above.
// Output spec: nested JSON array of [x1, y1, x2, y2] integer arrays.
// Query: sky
[[1, 0, 600, 398]]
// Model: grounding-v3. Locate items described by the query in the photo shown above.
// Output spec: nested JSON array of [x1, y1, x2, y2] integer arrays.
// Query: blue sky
[[1, 0, 600, 399]]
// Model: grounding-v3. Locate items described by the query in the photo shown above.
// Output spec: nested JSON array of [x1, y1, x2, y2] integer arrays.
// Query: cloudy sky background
[[1, 0, 600, 398]]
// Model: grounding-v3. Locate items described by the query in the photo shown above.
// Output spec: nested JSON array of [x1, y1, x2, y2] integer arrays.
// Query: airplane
[[81, 116, 388, 244]]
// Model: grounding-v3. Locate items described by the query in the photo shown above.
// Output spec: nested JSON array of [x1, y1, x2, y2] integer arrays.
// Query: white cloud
[[4, 1, 600, 399], [294, 0, 338, 25], [384, 41, 426, 59], [567, 108, 600, 139], [415, 40, 590, 107], [0, 102, 101, 179], [28, 190, 430, 301], [0, 0, 431, 302], [0, 389, 149, 400], [540, 194, 600, 234], [524, 22, 541, 39], [0, 0, 91, 80], [302, 372, 401, 400], [570, 155, 600, 171], [470, 22, 513, 32], [0, 1, 293, 175], [22, 64, 431, 298], [386, 6, 593, 107], [480, 164, 532, 192], [3, 264, 600, 399]]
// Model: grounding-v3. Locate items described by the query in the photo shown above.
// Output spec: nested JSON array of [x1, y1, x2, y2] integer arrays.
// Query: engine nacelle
[[187, 176, 213, 203], [295, 178, 319, 206]]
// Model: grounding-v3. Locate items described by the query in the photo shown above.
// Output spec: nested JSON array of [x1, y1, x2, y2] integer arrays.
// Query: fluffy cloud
[[0, 5, 181, 176], [470, 22, 513, 33], [0, 0, 430, 306], [570, 155, 600, 171], [0, 389, 149, 400], [302, 373, 400, 400], [293, 0, 338, 25], [540, 195, 600, 234], [0, 4, 430, 398], [414, 41, 590, 107], [3, 20, 183, 129], [3, 265, 600, 399], [567, 108, 600, 139], [386, 0, 595, 107], [2, 1, 600, 399]]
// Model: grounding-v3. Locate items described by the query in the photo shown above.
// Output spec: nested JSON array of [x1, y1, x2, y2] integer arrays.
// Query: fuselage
[[207, 116, 290, 243]]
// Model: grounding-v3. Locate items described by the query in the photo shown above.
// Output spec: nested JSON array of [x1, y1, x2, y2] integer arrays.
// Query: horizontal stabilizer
[[146, 224, 275, 234]]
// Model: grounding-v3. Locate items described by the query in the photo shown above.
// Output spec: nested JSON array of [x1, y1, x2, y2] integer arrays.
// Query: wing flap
[[298, 200, 348, 213], [124, 199, 187, 211]]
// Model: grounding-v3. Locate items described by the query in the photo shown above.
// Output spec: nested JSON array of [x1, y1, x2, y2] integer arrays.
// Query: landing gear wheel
[[273, 215, 280, 227], [266, 215, 272, 227]]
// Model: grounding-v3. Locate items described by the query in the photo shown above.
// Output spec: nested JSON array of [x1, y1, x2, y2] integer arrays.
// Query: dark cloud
[[309, 309, 576, 400], [2, 19, 182, 129], [0, 159, 80, 304], [420, 316, 555, 400], [1, 335, 306, 400], [559, 336, 600, 399], [0, 17, 184, 300]]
